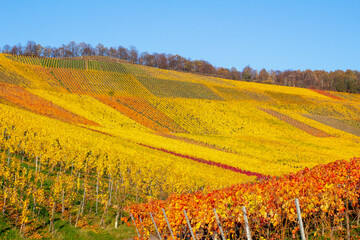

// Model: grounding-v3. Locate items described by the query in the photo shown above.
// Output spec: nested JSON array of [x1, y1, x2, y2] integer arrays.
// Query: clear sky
[[1, 0, 359, 71]]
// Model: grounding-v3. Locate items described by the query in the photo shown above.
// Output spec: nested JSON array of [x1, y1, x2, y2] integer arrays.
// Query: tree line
[[2, 41, 360, 93]]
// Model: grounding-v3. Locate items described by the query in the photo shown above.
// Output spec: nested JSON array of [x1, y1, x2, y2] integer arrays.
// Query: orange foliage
[[0, 83, 98, 126], [97, 96, 186, 133], [311, 89, 344, 101], [50, 68, 90, 94], [128, 157, 360, 239]]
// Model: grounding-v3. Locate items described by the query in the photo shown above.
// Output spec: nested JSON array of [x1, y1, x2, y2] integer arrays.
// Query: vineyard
[[0, 53, 359, 238], [128, 157, 360, 239]]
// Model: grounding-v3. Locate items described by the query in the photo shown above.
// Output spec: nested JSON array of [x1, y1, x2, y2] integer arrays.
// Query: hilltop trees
[[24, 41, 42, 57], [2, 44, 11, 54], [242, 65, 253, 81], [96, 43, 107, 56], [2, 41, 360, 93], [258, 68, 269, 82], [10, 44, 22, 55], [117, 46, 129, 60], [129, 46, 138, 64]]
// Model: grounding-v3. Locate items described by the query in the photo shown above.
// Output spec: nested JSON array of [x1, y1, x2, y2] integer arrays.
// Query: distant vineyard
[[97, 96, 186, 133], [0, 83, 98, 126], [137, 76, 223, 100], [311, 89, 344, 101], [213, 86, 272, 101], [9, 55, 86, 69], [260, 108, 333, 137], [266, 91, 313, 105]]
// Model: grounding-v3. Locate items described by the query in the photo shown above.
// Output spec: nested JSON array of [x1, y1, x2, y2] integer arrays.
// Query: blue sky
[[1, 0, 359, 71]]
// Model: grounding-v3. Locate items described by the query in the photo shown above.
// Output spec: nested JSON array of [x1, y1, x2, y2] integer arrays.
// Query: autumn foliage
[[311, 89, 345, 101], [128, 157, 360, 239], [0, 53, 359, 238], [97, 96, 186, 133], [260, 108, 332, 137], [0, 83, 98, 126]]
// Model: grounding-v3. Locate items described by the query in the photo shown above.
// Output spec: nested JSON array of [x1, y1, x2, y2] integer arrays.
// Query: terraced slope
[[0, 54, 359, 238], [0, 54, 359, 174]]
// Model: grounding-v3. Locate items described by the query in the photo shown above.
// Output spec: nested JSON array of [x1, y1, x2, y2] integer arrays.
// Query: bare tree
[[258, 68, 269, 82], [242, 65, 253, 81], [129, 46, 138, 64], [193, 60, 215, 74], [96, 43, 107, 56], [16, 43, 23, 55], [9, 45, 19, 55], [82, 44, 94, 56], [155, 53, 168, 69], [52, 47, 60, 58], [231, 67, 241, 80], [140, 52, 155, 67], [2, 44, 11, 54], [43, 46, 53, 58], [108, 47, 118, 58], [24, 41, 42, 57], [184, 59, 194, 72], [216, 67, 232, 79], [168, 54, 185, 71], [66, 41, 79, 57], [78, 42, 88, 56], [117, 46, 129, 60]]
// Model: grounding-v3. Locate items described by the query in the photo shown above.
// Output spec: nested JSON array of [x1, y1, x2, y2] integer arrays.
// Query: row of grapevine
[[49, 67, 151, 98], [4, 54, 360, 106], [0, 104, 256, 237], [87, 60, 129, 73], [213, 86, 273, 102], [157, 133, 239, 155], [150, 99, 218, 134], [0, 65, 28, 86], [304, 114, 360, 137], [260, 108, 333, 137], [50, 68, 89, 94], [0, 55, 65, 90], [330, 91, 360, 102], [3, 53, 358, 178], [213, 85, 316, 105], [311, 89, 345, 101], [9, 54, 137, 75], [122, 61, 233, 86], [136, 142, 267, 180], [96, 96, 178, 133], [136, 76, 223, 100], [266, 91, 313, 105], [0, 83, 98, 126], [122, 98, 187, 133], [128, 157, 360, 239], [1, 54, 360, 173], [123, 62, 225, 100], [9, 55, 86, 69], [9, 55, 42, 65]]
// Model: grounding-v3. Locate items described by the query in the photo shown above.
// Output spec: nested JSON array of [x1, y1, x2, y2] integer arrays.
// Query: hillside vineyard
[[0, 54, 359, 238]]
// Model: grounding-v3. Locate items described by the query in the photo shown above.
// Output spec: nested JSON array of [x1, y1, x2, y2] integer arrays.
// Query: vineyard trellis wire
[[128, 198, 357, 240]]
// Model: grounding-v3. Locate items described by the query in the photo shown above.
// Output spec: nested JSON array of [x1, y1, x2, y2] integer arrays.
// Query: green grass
[[0, 151, 136, 240], [50, 220, 134, 240], [0, 209, 135, 240], [0, 217, 23, 240], [0, 218, 135, 240]]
